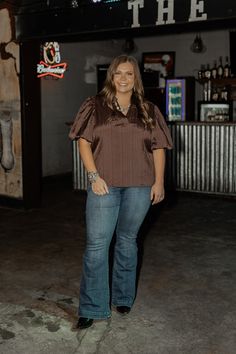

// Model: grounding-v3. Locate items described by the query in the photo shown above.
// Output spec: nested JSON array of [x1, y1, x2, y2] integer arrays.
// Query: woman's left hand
[[150, 182, 165, 205]]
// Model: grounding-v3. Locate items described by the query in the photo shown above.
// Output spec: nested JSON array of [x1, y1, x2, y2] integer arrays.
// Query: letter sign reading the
[[156, 0, 175, 25], [128, 0, 144, 28], [189, 0, 207, 22], [128, 0, 207, 28]]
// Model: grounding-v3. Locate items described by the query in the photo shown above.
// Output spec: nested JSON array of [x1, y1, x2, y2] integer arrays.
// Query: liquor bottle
[[223, 56, 231, 78], [204, 64, 211, 80], [211, 60, 217, 79], [217, 56, 223, 79], [207, 80, 212, 101], [220, 86, 229, 102], [198, 69, 202, 80], [211, 86, 219, 101], [198, 66, 203, 80], [198, 64, 205, 80], [203, 82, 208, 101]]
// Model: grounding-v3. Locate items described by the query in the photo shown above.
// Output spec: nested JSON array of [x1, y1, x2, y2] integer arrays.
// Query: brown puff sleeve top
[[69, 95, 173, 187]]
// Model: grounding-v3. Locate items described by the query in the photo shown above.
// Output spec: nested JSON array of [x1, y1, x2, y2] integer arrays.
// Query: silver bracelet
[[87, 171, 99, 184]]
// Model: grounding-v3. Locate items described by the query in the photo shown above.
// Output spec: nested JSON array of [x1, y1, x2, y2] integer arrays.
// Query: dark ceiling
[[1, 0, 126, 14]]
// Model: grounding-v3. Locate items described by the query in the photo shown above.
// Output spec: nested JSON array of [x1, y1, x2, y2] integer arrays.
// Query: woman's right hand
[[91, 177, 109, 195]]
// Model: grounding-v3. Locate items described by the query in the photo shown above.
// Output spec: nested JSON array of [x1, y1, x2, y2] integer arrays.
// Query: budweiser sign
[[37, 42, 67, 79]]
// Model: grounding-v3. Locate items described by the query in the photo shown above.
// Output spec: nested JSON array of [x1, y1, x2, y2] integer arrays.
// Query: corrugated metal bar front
[[168, 123, 236, 195], [72, 140, 88, 190], [72, 124, 236, 196]]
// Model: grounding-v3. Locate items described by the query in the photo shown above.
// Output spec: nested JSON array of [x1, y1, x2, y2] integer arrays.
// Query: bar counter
[[72, 122, 236, 196]]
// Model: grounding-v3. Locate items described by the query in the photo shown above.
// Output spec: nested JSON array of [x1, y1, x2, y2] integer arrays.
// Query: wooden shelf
[[167, 121, 236, 126], [197, 78, 236, 87]]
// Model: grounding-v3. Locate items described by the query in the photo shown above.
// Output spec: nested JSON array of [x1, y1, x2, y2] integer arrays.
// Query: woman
[[69, 55, 173, 329]]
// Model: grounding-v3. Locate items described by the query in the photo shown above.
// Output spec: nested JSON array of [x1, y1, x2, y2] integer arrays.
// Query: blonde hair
[[100, 55, 154, 128]]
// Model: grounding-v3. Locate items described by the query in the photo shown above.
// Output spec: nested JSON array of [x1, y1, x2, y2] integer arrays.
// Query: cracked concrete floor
[[0, 176, 236, 354]]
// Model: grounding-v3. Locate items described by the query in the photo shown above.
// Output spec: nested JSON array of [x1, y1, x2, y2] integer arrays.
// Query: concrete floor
[[0, 176, 236, 354]]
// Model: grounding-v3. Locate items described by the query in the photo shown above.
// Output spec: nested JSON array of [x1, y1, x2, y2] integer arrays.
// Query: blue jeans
[[79, 186, 151, 319]]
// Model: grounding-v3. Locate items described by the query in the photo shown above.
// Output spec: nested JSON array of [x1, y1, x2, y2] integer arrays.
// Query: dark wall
[[230, 32, 236, 77]]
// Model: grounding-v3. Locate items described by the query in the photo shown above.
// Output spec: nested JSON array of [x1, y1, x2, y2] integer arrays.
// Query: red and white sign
[[37, 42, 67, 79]]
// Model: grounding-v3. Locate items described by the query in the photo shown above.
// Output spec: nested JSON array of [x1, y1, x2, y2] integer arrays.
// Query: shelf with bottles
[[200, 80, 232, 104], [196, 56, 236, 103], [197, 55, 235, 85]]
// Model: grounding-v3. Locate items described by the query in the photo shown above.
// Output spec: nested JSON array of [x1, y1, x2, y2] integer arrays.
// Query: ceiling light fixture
[[190, 34, 206, 53]]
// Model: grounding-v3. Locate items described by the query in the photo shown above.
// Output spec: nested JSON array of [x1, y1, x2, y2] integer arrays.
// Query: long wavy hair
[[100, 55, 154, 129]]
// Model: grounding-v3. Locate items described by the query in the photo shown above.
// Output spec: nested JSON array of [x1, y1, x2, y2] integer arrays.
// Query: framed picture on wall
[[198, 101, 232, 122], [142, 51, 175, 88]]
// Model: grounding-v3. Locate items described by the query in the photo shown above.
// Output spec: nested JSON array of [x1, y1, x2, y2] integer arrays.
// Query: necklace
[[114, 99, 131, 114]]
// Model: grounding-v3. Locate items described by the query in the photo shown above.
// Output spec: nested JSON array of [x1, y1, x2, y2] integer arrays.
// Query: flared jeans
[[79, 186, 151, 319]]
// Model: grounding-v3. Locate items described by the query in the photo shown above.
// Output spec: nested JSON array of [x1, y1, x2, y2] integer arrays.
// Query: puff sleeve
[[69, 96, 95, 142], [151, 105, 173, 150]]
